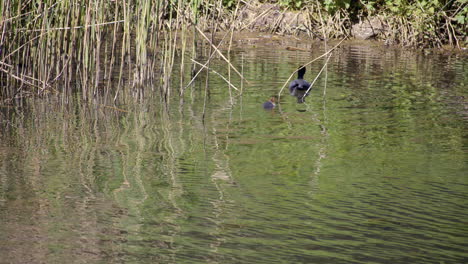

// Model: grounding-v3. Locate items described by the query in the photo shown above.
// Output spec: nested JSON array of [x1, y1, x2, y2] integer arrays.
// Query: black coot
[[289, 66, 311, 103]]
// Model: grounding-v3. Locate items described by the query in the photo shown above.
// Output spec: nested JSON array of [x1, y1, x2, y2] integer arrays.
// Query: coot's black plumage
[[289, 66, 311, 103]]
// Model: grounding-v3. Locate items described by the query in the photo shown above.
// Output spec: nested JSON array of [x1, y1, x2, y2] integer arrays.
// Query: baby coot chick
[[263, 96, 278, 110], [289, 66, 311, 103]]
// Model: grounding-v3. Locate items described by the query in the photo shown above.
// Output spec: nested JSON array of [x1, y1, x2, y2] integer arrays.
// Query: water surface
[[1, 41, 467, 263]]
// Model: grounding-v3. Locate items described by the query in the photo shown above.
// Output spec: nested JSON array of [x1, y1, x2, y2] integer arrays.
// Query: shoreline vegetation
[[0, 0, 466, 103]]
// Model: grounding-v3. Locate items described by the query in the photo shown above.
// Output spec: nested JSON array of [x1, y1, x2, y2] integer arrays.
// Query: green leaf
[[454, 14, 465, 24]]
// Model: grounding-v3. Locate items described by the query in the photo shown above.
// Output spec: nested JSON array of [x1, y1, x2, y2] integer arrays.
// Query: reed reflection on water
[[0, 42, 467, 264]]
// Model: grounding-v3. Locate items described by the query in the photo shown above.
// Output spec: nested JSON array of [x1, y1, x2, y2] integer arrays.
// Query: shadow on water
[[1, 41, 467, 263]]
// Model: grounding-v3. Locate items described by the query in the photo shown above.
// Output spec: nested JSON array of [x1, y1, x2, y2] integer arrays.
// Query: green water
[[1, 42, 467, 263]]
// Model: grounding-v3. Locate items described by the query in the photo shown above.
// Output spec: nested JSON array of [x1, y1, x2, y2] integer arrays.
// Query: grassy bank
[[0, 0, 466, 103]]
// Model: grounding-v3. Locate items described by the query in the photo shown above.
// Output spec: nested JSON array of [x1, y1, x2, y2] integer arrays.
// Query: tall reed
[[1, 0, 250, 106]]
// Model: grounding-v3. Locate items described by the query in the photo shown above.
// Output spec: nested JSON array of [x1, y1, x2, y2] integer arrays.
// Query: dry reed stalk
[[17, 21, 125, 32], [227, 1, 242, 103], [278, 38, 344, 98], [190, 59, 239, 91], [195, 26, 249, 84], [302, 53, 332, 100], [179, 26, 188, 96], [0, 67, 44, 90], [201, 10, 217, 119], [270, 9, 285, 34], [2, 32, 48, 60], [316, 0, 328, 96], [183, 28, 238, 92], [240, 53, 244, 94], [239, 4, 277, 31]]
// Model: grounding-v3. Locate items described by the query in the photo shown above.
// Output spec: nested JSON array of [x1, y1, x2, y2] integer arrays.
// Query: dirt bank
[[206, 1, 466, 49]]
